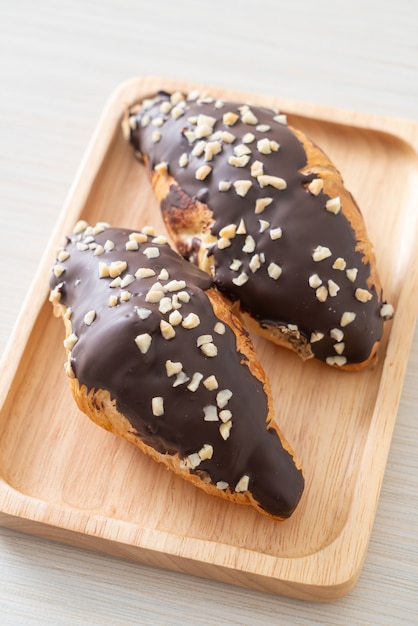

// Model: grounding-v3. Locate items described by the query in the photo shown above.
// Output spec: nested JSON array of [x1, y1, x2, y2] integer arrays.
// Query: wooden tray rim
[[1, 76, 418, 600]]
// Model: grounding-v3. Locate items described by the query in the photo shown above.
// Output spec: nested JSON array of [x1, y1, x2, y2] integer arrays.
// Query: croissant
[[49, 222, 304, 521], [124, 89, 394, 370]]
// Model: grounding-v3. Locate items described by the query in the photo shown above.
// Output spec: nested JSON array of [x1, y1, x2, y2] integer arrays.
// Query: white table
[[1, 1, 417, 623]]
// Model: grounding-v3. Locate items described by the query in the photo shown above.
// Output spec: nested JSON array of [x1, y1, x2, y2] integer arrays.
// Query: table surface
[[1, 1, 417, 623]]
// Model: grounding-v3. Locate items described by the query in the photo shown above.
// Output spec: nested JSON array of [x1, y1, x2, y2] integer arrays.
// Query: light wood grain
[[1, 77, 417, 602]]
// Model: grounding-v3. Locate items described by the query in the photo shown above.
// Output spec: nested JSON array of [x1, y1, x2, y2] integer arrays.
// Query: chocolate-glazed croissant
[[49, 222, 304, 521], [124, 90, 394, 370]]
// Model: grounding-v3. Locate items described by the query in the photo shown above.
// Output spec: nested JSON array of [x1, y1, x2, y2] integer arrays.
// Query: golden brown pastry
[[49, 221, 304, 521], [124, 90, 394, 370]]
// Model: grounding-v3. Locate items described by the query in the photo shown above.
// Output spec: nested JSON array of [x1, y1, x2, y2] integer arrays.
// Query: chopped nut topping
[[159, 297, 173, 314], [241, 110, 258, 125], [57, 250, 70, 262], [307, 178, 324, 195], [220, 131, 236, 143], [228, 154, 250, 167], [309, 274, 322, 289], [152, 235, 168, 245], [216, 481, 229, 490], [129, 232, 148, 244], [334, 342, 345, 355], [93, 245, 104, 256], [164, 279, 186, 292], [182, 312, 201, 329], [76, 242, 89, 252], [235, 475, 250, 492], [219, 224, 237, 239], [214, 322, 226, 334], [316, 285, 328, 302], [187, 372, 203, 391], [135, 267, 156, 279], [143, 247, 160, 259], [216, 388, 233, 408], [83, 310, 96, 326], [223, 111, 239, 126], [250, 160, 264, 177], [310, 331, 324, 343], [178, 291, 190, 303], [158, 268, 169, 281], [197, 334, 213, 347], [108, 260, 127, 278], [326, 196, 341, 214], [151, 396, 164, 417], [333, 257, 347, 271], [219, 420, 232, 440], [256, 124, 270, 132], [152, 130, 161, 143], [230, 259, 242, 271], [198, 443, 214, 460], [233, 180, 253, 197], [273, 113, 287, 124], [242, 132, 255, 143], [267, 262, 282, 280], [249, 254, 262, 273], [330, 328, 344, 342], [312, 245, 332, 262], [203, 375, 218, 390], [173, 371, 189, 387], [135, 333, 152, 354], [218, 181, 231, 192], [204, 140, 222, 161], [217, 237, 232, 249], [179, 153, 189, 167], [258, 174, 287, 190], [200, 342, 218, 357], [258, 220, 270, 233], [269, 227, 283, 240], [120, 274, 135, 288], [328, 279, 340, 297], [236, 219, 247, 234], [135, 307, 152, 320], [234, 144, 252, 157], [380, 303, 394, 319], [203, 405, 218, 421], [154, 161, 168, 175], [185, 453, 201, 469], [73, 220, 88, 235], [355, 288, 373, 302], [192, 140, 206, 157], [53, 264, 65, 278], [242, 235, 256, 253], [160, 320, 176, 339], [219, 409, 232, 423], [232, 272, 249, 286], [255, 197, 273, 214], [165, 360, 183, 377], [103, 239, 115, 252], [326, 355, 347, 367], [195, 164, 212, 180], [63, 333, 78, 350], [145, 283, 165, 303], [341, 311, 356, 327], [108, 295, 118, 307], [125, 239, 139, 251], [257, 138, 272, 154], [346, 268, 358, 282], [169, 310, 183, 326]]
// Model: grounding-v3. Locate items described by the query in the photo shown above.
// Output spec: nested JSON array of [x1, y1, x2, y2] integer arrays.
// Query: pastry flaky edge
[[123, 90, 394, 372], [49, 223, 305, 522]]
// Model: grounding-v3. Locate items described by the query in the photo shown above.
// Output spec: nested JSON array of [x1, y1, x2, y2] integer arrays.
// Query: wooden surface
[[1, 0, 417, 623]]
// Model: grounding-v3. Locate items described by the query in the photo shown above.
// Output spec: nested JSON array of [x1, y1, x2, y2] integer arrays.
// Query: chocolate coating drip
[[128, 91, 389, 366], [50, 225, 304, 519]]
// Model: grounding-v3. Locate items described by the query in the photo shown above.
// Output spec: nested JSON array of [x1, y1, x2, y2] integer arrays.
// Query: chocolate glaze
[[129, 91, 388, 366], [50, 225, 304, 519]]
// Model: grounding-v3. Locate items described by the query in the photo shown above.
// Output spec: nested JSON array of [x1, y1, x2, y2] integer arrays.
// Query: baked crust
[[125, 91, 394, 371], [50, 223, 304, 521]]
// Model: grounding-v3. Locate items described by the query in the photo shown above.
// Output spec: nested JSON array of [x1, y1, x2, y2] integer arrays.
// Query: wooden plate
[[1, 77, 418, 601]]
